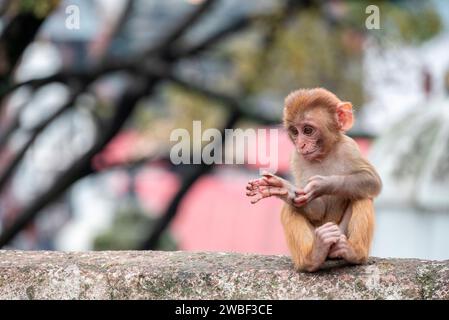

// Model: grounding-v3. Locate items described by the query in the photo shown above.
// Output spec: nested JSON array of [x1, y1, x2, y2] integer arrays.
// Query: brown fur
[[281, 88, 381, 271]]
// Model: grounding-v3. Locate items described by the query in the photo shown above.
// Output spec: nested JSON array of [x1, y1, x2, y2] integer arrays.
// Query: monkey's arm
[[296, 164, 381, 204], [331, 166, 382, 200], [301, 197, 326, 217], [335, 157, 382, 199], [246, 172, 302, 206]]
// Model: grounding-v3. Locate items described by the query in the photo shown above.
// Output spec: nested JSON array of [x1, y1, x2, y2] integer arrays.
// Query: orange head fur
[[283, 88, 354, 161]]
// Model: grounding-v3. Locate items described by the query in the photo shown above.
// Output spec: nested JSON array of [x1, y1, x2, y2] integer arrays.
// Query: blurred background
[[0, 0, 448, 260]]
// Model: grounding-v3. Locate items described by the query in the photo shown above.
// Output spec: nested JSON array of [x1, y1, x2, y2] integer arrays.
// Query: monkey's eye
[[302, 125, 314, 136], [289, 126, 299, 136]]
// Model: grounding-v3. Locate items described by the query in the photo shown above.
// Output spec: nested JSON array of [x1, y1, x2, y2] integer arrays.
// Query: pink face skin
[[287, 108, 336, 162], [288, 120, 323, 161]]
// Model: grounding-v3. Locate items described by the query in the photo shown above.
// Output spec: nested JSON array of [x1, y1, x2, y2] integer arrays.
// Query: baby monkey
[[246, 88, 382, 272]]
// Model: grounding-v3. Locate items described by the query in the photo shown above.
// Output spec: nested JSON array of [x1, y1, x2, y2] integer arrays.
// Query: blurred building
[[370, 95, 449, 260]]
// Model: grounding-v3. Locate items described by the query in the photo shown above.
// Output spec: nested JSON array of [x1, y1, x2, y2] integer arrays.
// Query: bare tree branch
[[149, 0, 217, 56], [0, 98, 29, 150], [0, 75, 153, 247], [165, 72, 278, 125], [0, 88, 83, 194], [0, 0, 219, 248], [0, 7, 57, 101], [0, 3, 268, 99], [0, 60, 136, 99], [0, 0, 12, 17], [105, 0, 134, 55], [172, 14, 264, 58], [139, 109, 241, 250]]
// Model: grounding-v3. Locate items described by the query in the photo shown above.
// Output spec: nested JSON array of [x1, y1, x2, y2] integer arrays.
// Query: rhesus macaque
[[246, 88, 382, 272]]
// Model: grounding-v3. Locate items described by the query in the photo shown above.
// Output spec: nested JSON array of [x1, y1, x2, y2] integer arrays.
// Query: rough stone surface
[[0, 250, 448, 300]]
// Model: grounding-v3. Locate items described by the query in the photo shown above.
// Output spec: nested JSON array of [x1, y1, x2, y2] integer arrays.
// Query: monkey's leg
[[330, 199, 374, 264], [347, 199, 375, 263], [281, 204, 340, 272], [338, 201, 352, 234]]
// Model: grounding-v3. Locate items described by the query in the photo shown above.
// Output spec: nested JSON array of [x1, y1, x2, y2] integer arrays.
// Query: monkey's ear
[[336, 102, 354, 132]]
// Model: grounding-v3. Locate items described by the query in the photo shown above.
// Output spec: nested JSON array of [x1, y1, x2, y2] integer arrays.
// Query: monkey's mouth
[[301, 149, 319, 156]]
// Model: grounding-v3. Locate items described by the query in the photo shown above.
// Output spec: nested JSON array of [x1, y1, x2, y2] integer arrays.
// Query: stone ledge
[[0, 250, 448, 299]]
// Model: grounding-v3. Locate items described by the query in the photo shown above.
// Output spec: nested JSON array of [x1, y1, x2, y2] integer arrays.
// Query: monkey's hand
[[245, 171, 300, 205], [328, 234, 357, 262], [305, 222, 342, 271], [294, 175, 340, 206]]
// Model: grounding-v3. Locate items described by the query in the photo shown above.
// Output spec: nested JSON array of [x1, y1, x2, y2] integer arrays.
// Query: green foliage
[[132, 85, 227, 147], [228, 9, 365, 107], [218, 1, 442, 111], [386, 5, 441, 43], [19, 0, 60, 18], [93, 204, 178, 251]]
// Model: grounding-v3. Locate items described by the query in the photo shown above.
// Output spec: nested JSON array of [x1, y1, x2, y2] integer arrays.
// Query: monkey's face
[[288, 122, 322, 161], [286, 108, 338, 161], [283, 88, 353, 161]]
